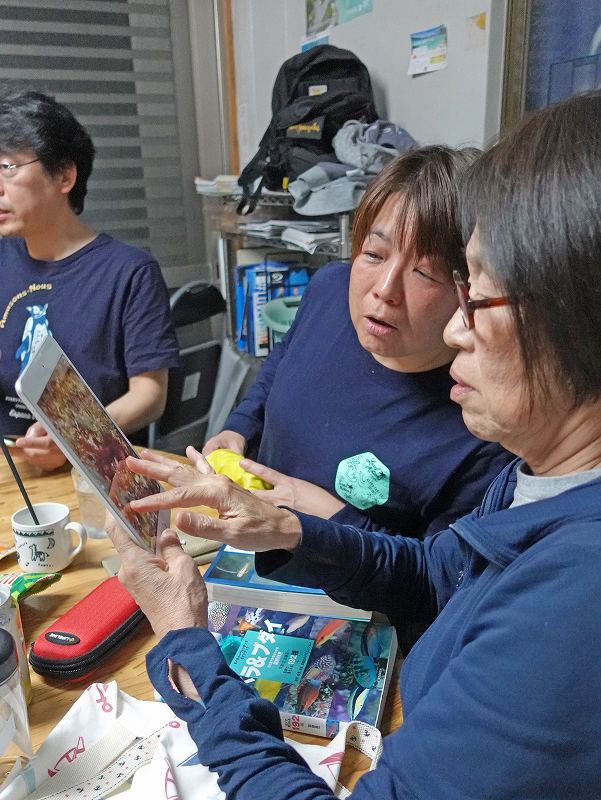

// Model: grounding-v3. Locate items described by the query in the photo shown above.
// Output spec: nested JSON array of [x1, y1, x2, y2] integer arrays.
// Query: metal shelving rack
[[199, 189, 352, 341]]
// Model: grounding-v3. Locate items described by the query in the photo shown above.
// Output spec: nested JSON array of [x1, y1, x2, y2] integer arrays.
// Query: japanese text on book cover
[[208, 600, 396, 738]]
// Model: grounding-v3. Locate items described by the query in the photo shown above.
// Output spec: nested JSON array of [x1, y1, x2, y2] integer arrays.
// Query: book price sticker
[[230, 625, 313, 685]]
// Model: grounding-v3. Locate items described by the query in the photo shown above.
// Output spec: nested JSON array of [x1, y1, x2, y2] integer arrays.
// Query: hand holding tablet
[[15, 336, 169, 552]]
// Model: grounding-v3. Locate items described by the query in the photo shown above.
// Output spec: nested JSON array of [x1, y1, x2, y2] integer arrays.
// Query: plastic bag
[[206, 448, 273, 490]]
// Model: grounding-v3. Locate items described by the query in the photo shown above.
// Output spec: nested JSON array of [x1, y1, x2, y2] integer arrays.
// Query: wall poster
[[408, 24, 448, 76], [305, 0, 373, 37]]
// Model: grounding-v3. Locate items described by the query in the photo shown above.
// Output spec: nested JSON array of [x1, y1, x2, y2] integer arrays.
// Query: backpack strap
[[236, 176, 264, 215], [236, 119, 275, 214]]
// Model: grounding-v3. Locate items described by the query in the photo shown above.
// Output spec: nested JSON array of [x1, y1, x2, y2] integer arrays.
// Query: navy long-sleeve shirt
[[224, 262, 511, 535]]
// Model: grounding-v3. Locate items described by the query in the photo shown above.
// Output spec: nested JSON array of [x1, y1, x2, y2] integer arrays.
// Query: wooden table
[[0, 452, 402, 790]]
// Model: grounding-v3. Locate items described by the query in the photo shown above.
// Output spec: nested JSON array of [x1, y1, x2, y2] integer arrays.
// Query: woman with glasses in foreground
[[109, 90, 601, 797]]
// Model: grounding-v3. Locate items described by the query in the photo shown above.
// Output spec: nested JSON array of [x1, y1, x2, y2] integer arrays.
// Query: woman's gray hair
[[460, 90, 601, 406]]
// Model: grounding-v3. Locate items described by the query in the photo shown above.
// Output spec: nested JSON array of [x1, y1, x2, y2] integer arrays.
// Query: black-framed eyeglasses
[[452, 270, 512, 330], [0, 158, 40, 179]]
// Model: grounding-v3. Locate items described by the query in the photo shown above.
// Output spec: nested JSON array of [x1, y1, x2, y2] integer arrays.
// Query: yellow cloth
[[206, 448, 273, 490]]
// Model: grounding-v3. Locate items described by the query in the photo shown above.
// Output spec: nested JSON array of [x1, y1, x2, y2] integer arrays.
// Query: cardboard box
[[235, 261, 310, 356]]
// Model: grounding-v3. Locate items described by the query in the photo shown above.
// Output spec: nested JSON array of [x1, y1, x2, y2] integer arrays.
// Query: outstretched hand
[[240, 458, 345, 518], [126, 450, 302, 553], [106, 521, 208, 641], [133, 446, 215, 484]]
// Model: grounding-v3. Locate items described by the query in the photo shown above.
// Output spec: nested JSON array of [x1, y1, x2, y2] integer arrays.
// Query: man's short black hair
[[0, 89, 95, 214]]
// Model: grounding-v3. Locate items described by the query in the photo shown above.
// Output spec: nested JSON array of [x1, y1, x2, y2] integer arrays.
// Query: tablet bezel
[[15, 336, 169, 553]]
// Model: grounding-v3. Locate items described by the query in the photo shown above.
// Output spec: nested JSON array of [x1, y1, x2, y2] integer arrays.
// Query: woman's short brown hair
[[351, 145, 480, 275]]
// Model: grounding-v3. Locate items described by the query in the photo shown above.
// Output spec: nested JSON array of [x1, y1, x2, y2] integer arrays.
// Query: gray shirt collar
[[510, 462, 601, 508]]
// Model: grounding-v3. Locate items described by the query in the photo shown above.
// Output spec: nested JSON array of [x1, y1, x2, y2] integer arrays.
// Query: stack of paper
[[238, 220, 291, 238], [238, 219, 335, 241], [194, 175, 241, 195], [281, 226, 340, 254]]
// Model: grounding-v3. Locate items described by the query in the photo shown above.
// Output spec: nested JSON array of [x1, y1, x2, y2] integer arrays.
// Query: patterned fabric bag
[[0, 681, 383, 800]]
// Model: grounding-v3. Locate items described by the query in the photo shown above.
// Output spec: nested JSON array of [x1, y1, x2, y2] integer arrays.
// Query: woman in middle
[[203, 146, 511, 537]]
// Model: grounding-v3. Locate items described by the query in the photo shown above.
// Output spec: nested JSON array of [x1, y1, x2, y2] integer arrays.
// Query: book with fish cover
[[204, 546, 370, 622], [207, 600, 398, 738]]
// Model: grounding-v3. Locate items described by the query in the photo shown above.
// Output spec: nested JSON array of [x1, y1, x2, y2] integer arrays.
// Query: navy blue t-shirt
[[0, 234, 180, 435], [225, 262, 512, 536]]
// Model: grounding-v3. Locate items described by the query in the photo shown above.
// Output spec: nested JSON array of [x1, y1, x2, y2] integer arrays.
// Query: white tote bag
[[0, 681, 382, 800]]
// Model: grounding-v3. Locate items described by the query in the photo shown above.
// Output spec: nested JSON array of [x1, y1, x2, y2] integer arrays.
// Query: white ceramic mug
[[11, 502, 87, 573]]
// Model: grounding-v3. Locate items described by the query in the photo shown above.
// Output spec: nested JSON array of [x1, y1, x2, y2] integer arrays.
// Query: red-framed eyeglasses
[[452, 270, 512, 330]]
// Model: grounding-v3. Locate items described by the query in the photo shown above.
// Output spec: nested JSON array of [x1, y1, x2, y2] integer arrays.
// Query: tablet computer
[[15, 336, 169, 552]]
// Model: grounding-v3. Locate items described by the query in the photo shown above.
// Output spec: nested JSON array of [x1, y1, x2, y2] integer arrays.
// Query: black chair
[[148, 281, 226, 453]]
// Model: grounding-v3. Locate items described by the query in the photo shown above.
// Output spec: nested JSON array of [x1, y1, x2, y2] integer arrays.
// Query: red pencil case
[[29, 576, 146, 681]]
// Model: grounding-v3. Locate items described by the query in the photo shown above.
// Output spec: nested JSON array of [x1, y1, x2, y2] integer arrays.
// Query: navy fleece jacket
[[148, 462, 601, 798]]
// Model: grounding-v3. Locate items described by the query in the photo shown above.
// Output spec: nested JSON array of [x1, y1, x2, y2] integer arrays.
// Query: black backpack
[[237, 44, 378, 214]]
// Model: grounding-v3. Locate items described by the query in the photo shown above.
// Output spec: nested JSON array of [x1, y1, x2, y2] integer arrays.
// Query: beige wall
[[232, 0, 508, 167]]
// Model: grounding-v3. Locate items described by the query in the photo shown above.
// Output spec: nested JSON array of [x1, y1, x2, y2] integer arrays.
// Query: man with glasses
[[0, 89, 179, 470]]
